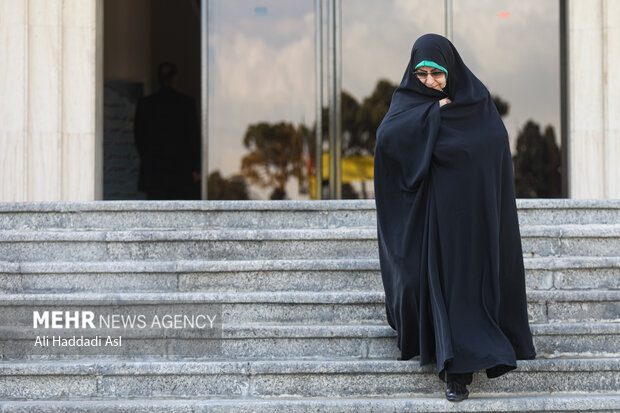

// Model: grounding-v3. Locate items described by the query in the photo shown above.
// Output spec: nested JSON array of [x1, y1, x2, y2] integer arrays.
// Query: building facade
[[0, 0, 618, 201]]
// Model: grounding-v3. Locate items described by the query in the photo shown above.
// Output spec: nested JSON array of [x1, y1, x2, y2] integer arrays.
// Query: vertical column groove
[[58, 0, 64, 200], [334, 0, 341, 200], [327, 0, 342, 200], [200, 0, 209, 200], [24, 0, 30, 200], [601, 0, 607, 197], [314, 0, 323, 200]]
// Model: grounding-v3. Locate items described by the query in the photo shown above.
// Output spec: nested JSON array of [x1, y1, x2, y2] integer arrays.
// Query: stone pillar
[[0, 0, 101, 201], [568, 0, 620, 198]]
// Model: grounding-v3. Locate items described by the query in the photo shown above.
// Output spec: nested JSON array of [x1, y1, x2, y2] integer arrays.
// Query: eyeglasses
[[414, 70, 445, 79]]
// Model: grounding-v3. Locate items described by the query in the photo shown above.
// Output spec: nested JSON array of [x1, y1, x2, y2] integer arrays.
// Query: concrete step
[[3, 323, 618, 361], [521, 224, 620, 257], [0, 225, 619, 263], [214, 322, 620, 360], [525, 256, 620, 290], [1, 290, 618, 325], [0, 358, 619, 400], [1, 200, 619, 231], [1, 257, 618, 293], [516, 199, 620, 226], [1, 394, 619, 412], [0, 200, 376, 231]]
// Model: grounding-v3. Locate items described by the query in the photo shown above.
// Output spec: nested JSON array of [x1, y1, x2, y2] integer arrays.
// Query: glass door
[[340, 0, 444, 199], [205, 0, 317, 200]]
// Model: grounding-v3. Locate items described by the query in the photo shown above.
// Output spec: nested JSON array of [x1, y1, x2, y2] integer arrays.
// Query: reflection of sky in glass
[[453, 0, 560, 149], [342, 0, 445, 102], [208, 0, 560, 199], [209, 0, 315, 199], [342, 0, 560, 151]]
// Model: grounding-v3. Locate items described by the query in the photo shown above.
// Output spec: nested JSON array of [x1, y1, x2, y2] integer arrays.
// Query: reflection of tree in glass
[[512, 120, 562, 198], [207, 170, 249, 200], [491, 94, 561, 198], [492, 94, 509, 117], [338, 79, 397, 199], [240, 122, 309, 200], [236, 80, 397, 200], [234, 81, 550, 200], [339, 79, 396, 159]]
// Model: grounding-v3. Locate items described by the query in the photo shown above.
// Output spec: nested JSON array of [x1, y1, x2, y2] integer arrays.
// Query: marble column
[[0, 0, 101, 201], [569, 0, 620, 198]]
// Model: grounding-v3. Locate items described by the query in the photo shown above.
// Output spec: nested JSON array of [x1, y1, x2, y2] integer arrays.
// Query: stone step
[[521, 224, 620, 257], [0, 358, 618, 400], [1, 290, 618, 325], [1, 394, 619, 412], [516, 199, 620, 226], [1, 257, 618, 293], [1, 200, 619, 231], [214, 322, 620, 360], [0, 225, 619, 262], [0, 200, 375, 231], [3, 323, 618, 361]]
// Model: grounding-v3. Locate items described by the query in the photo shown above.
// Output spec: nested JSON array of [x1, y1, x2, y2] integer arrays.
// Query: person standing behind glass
[[134, 62, 201, 200]]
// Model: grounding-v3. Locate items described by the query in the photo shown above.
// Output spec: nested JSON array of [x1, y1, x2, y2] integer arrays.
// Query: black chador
[[373, 33, 536, 380]]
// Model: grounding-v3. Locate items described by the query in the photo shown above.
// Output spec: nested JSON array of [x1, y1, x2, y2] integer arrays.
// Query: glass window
[[452, 0, 562, 197], [341, 0, 444, 199], [208, 1, 316, 200], [340, 0, 562, 199]]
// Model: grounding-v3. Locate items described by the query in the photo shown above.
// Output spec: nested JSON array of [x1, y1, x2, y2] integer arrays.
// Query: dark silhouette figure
[[513, 120, 562, 198], [134, 62, 201, 200]]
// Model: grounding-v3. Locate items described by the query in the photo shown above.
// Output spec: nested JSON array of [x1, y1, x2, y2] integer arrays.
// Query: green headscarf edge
[[414, 60, 448, 80]]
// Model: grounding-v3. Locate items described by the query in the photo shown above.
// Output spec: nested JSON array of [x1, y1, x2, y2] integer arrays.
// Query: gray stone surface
[[0, 199, 619, 230], [3, 322, 618, 361], [1, 394, 619, 412], [0, 200, 619, 409], [1, 290, 618, 324], [0, 200, 377, 231], [1, 257, 617, 293], [1, 226, 619, 262], [0, 375, 97, 400], [0, 228, 380, 262], [1, 265, 615, 293], [517, 205, 620, 227], [1, 358, 619, 400], [3, 255, 606, 273], [520, 225, 620, 257]]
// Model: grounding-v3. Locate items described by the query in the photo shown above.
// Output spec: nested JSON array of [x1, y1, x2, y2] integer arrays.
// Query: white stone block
[[0, 131, 27, 201], [0, 1, 26, 132], [0, 0, 27, 201], [62, 132, 95, 200], [570, 130, 605, 198], [569, 0, 602, 30], [0, 0, 27, 25], [28, 24, 60, 133], [27, 131, 61, 200], [63, 0, 96, 29], [570, 28, 604, 131], [62, 26, 96, 134], [604, 0, 620, 132], [28, 0, 61, 26], [605, 130, 620, 197]]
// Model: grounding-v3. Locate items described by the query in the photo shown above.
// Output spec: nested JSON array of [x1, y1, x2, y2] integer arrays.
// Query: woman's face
[[414, 66, 446, 91]]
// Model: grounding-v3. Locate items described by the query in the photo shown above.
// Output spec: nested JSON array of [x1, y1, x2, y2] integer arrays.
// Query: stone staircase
[[0, 199, 618, 412]]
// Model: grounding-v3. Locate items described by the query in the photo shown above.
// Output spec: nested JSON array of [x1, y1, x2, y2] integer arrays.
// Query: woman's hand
[[439, 97, 452, 107]]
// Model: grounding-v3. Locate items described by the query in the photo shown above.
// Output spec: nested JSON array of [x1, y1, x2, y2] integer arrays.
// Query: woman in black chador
[[373, 33, 536, 402]]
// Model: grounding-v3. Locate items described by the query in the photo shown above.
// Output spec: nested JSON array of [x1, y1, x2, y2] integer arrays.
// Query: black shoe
[[445, 381, 469, 402]]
